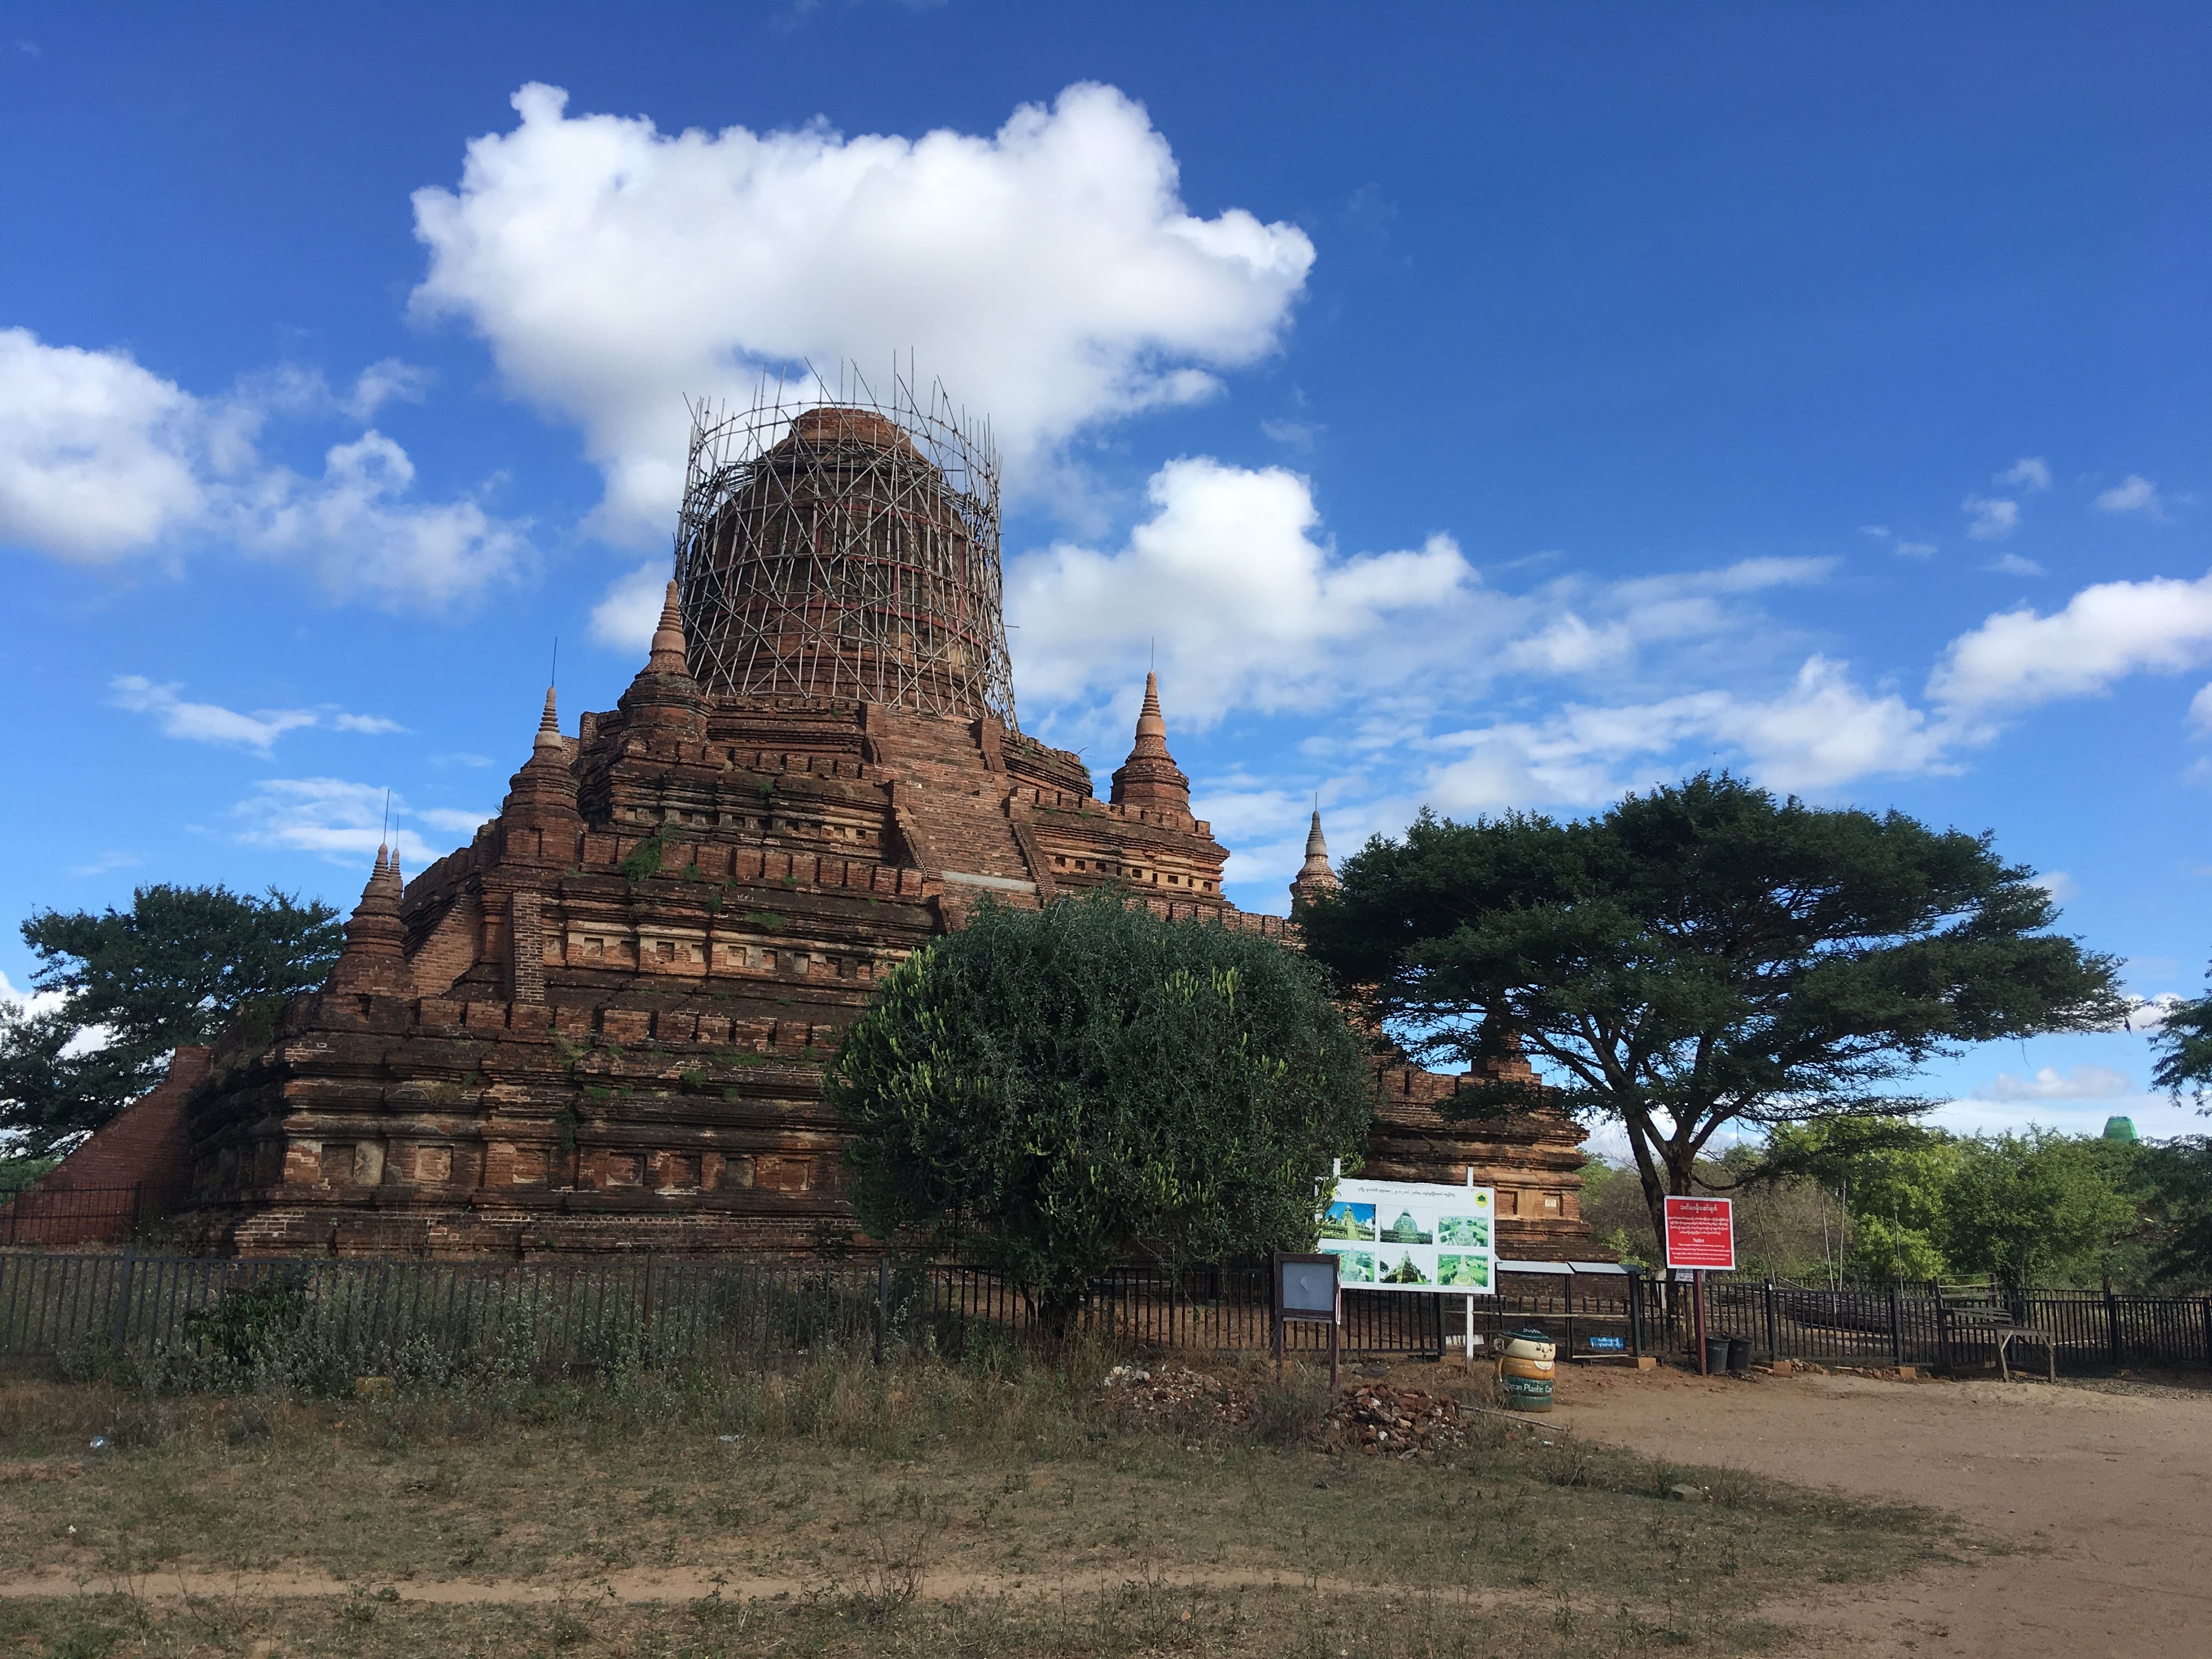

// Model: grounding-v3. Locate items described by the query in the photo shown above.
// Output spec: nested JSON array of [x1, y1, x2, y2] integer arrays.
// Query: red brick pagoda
[[64, 386, 1592, 1257]]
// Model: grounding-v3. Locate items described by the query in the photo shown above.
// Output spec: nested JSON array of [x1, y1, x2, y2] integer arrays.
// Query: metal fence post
[[873, 1255, 889, 1365], [2104, 1278, 2123, 1369], [110, 1243, 137, 1359], [1763, 1278, 1778, 1363], [1627, 1267, 1643, 1361], [1887, 1280, 1903, 1368]]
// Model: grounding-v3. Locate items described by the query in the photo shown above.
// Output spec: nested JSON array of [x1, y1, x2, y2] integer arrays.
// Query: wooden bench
[[1943, 1300, 2056, 1381]]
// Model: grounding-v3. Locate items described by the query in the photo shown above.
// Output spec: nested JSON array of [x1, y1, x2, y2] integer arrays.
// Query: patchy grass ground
[[0, 1348, 1945, 1657]]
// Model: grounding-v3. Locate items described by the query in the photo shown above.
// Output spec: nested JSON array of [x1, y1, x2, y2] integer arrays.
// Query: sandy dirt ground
[[1548, 1363, 2212, 1659]]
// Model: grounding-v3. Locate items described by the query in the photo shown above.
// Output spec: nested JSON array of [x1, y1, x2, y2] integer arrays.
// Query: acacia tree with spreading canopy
[[826, 892, 1375, 1327], [1299, 773, 2128, 1248]]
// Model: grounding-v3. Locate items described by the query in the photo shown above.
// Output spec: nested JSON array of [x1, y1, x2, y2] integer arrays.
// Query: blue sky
[[2, 3, 2207, 1144]]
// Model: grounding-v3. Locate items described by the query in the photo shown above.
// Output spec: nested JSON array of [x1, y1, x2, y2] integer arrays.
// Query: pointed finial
[[1131, 671, 1167, 753], [333, 838, 409, 992], [533, 685, 562, 755], [1291, 803, 1340, 905], [647, 579, 689, 674], [1109, 670, 1190, 811]]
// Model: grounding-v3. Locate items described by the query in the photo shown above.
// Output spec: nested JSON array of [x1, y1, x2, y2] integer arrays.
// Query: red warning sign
[[1663, 1196, 1736, 1271]]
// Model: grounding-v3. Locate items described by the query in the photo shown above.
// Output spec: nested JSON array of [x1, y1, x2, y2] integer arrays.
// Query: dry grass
[[0, 1343, 1945, 1656]]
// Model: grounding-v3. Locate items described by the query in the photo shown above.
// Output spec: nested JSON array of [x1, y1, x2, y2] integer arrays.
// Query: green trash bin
[[1498, 1326, 1555, 1412]]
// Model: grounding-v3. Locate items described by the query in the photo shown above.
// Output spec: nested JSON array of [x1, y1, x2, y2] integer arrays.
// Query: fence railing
[[0, 1250, 1637, 1374], [9, 1249, 2194, 1379], [0, 1185, 185, 1249], [1634, 1274, 2212, 1373]]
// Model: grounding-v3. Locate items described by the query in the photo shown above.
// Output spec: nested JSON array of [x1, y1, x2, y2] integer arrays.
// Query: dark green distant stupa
[[2103, 1116, 2138, 1142]]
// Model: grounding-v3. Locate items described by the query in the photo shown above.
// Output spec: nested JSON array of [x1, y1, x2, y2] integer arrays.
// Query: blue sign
[[1588, 1336, 1626, 1352]]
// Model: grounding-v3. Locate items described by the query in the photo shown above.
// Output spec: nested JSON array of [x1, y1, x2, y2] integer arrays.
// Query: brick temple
[[50, 392, 1590, 1258]]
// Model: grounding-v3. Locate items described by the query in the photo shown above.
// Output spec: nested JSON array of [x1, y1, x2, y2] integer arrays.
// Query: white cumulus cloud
[[1997, 456, 2051, 493], [0, 327, 206, 560], [408, 81, 1316, 546], [1008, 457, 1476, 722], [591, 562, 674, 652], [1928, 570, 2212, 715], [1419, 655, 1948, 811], [0, 328, 527, 607]]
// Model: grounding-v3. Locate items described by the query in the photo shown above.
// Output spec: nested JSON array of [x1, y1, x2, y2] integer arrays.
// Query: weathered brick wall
[[5, 1047, 212, 1244]]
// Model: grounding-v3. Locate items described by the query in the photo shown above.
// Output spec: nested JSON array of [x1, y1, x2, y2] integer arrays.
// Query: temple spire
[[330, 844, 409, 994], [617, 575, 709, 738], [503, 684, 582, 833], [1108, 670, 1190, 813], [647, 580, 689, 676], [533, 685, 561, 755], [1290, 805, 1341, 910]]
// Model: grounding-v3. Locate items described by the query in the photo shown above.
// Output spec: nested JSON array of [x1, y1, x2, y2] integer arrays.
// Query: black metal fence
[[1635, 1274, 2212, 1374], [0, 1185, 182, 1248], [11, 1249, 2194, 1379], [0, 1250, 1636, 1375]]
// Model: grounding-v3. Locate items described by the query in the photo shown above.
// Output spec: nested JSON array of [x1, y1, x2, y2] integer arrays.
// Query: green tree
[[826, 893, 1375, 1327], [1936, 1131, 2139, 1286], [1762, 1118, 1963, 1280], [2151, 964, 2212, 1105], [0, 884, 343, 1155], [2138, 1137, 2212, 1288], [1300, 773, 2128, 1246]]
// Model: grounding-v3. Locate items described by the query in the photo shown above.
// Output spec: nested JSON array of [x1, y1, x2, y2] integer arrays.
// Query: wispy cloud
[[69, 850, 142, 877], [230, 778, 492, 867], [2094, 474, 2165, 518], [1962, 494, 2020, 541], [1972, 1064, 2133, 1103], [1996, 456, 2051, 493], [1984, 553, 2044, 578], [110, 675, 405, 753]]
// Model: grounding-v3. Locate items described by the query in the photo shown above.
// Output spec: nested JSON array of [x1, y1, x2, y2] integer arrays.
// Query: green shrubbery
[[1582, 1122, 2212, 1290]]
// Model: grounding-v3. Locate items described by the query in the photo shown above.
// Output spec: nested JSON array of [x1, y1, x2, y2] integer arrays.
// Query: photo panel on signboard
[[1437, 1212, 1489, 1248], [1320, 1200, 1377, 1242], [1379, 1247, 1437, 1286], [1328, 1246, 1377, 1285], [1436, 1252, 1490, 1290]]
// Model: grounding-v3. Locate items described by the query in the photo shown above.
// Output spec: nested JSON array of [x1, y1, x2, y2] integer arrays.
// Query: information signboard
[[1663, 1195, 1736, 1272], [1316, 1177, 1496, 1293]]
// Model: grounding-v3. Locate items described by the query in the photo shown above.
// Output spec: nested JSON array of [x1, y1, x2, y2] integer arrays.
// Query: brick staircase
[[866, 708, 1041, 900]]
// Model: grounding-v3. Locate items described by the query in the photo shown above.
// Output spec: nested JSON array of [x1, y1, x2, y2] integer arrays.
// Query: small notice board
[[1663, 1196, 1735, 1272]]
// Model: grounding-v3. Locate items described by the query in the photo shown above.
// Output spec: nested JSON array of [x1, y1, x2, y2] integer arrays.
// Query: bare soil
[[1548, 1362, 2212, 1658]]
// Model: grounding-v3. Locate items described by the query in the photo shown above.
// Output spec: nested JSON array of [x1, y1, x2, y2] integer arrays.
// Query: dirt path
[[0, 1564, 1541, 1607], [1549, 1364, 2212, 1658]]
